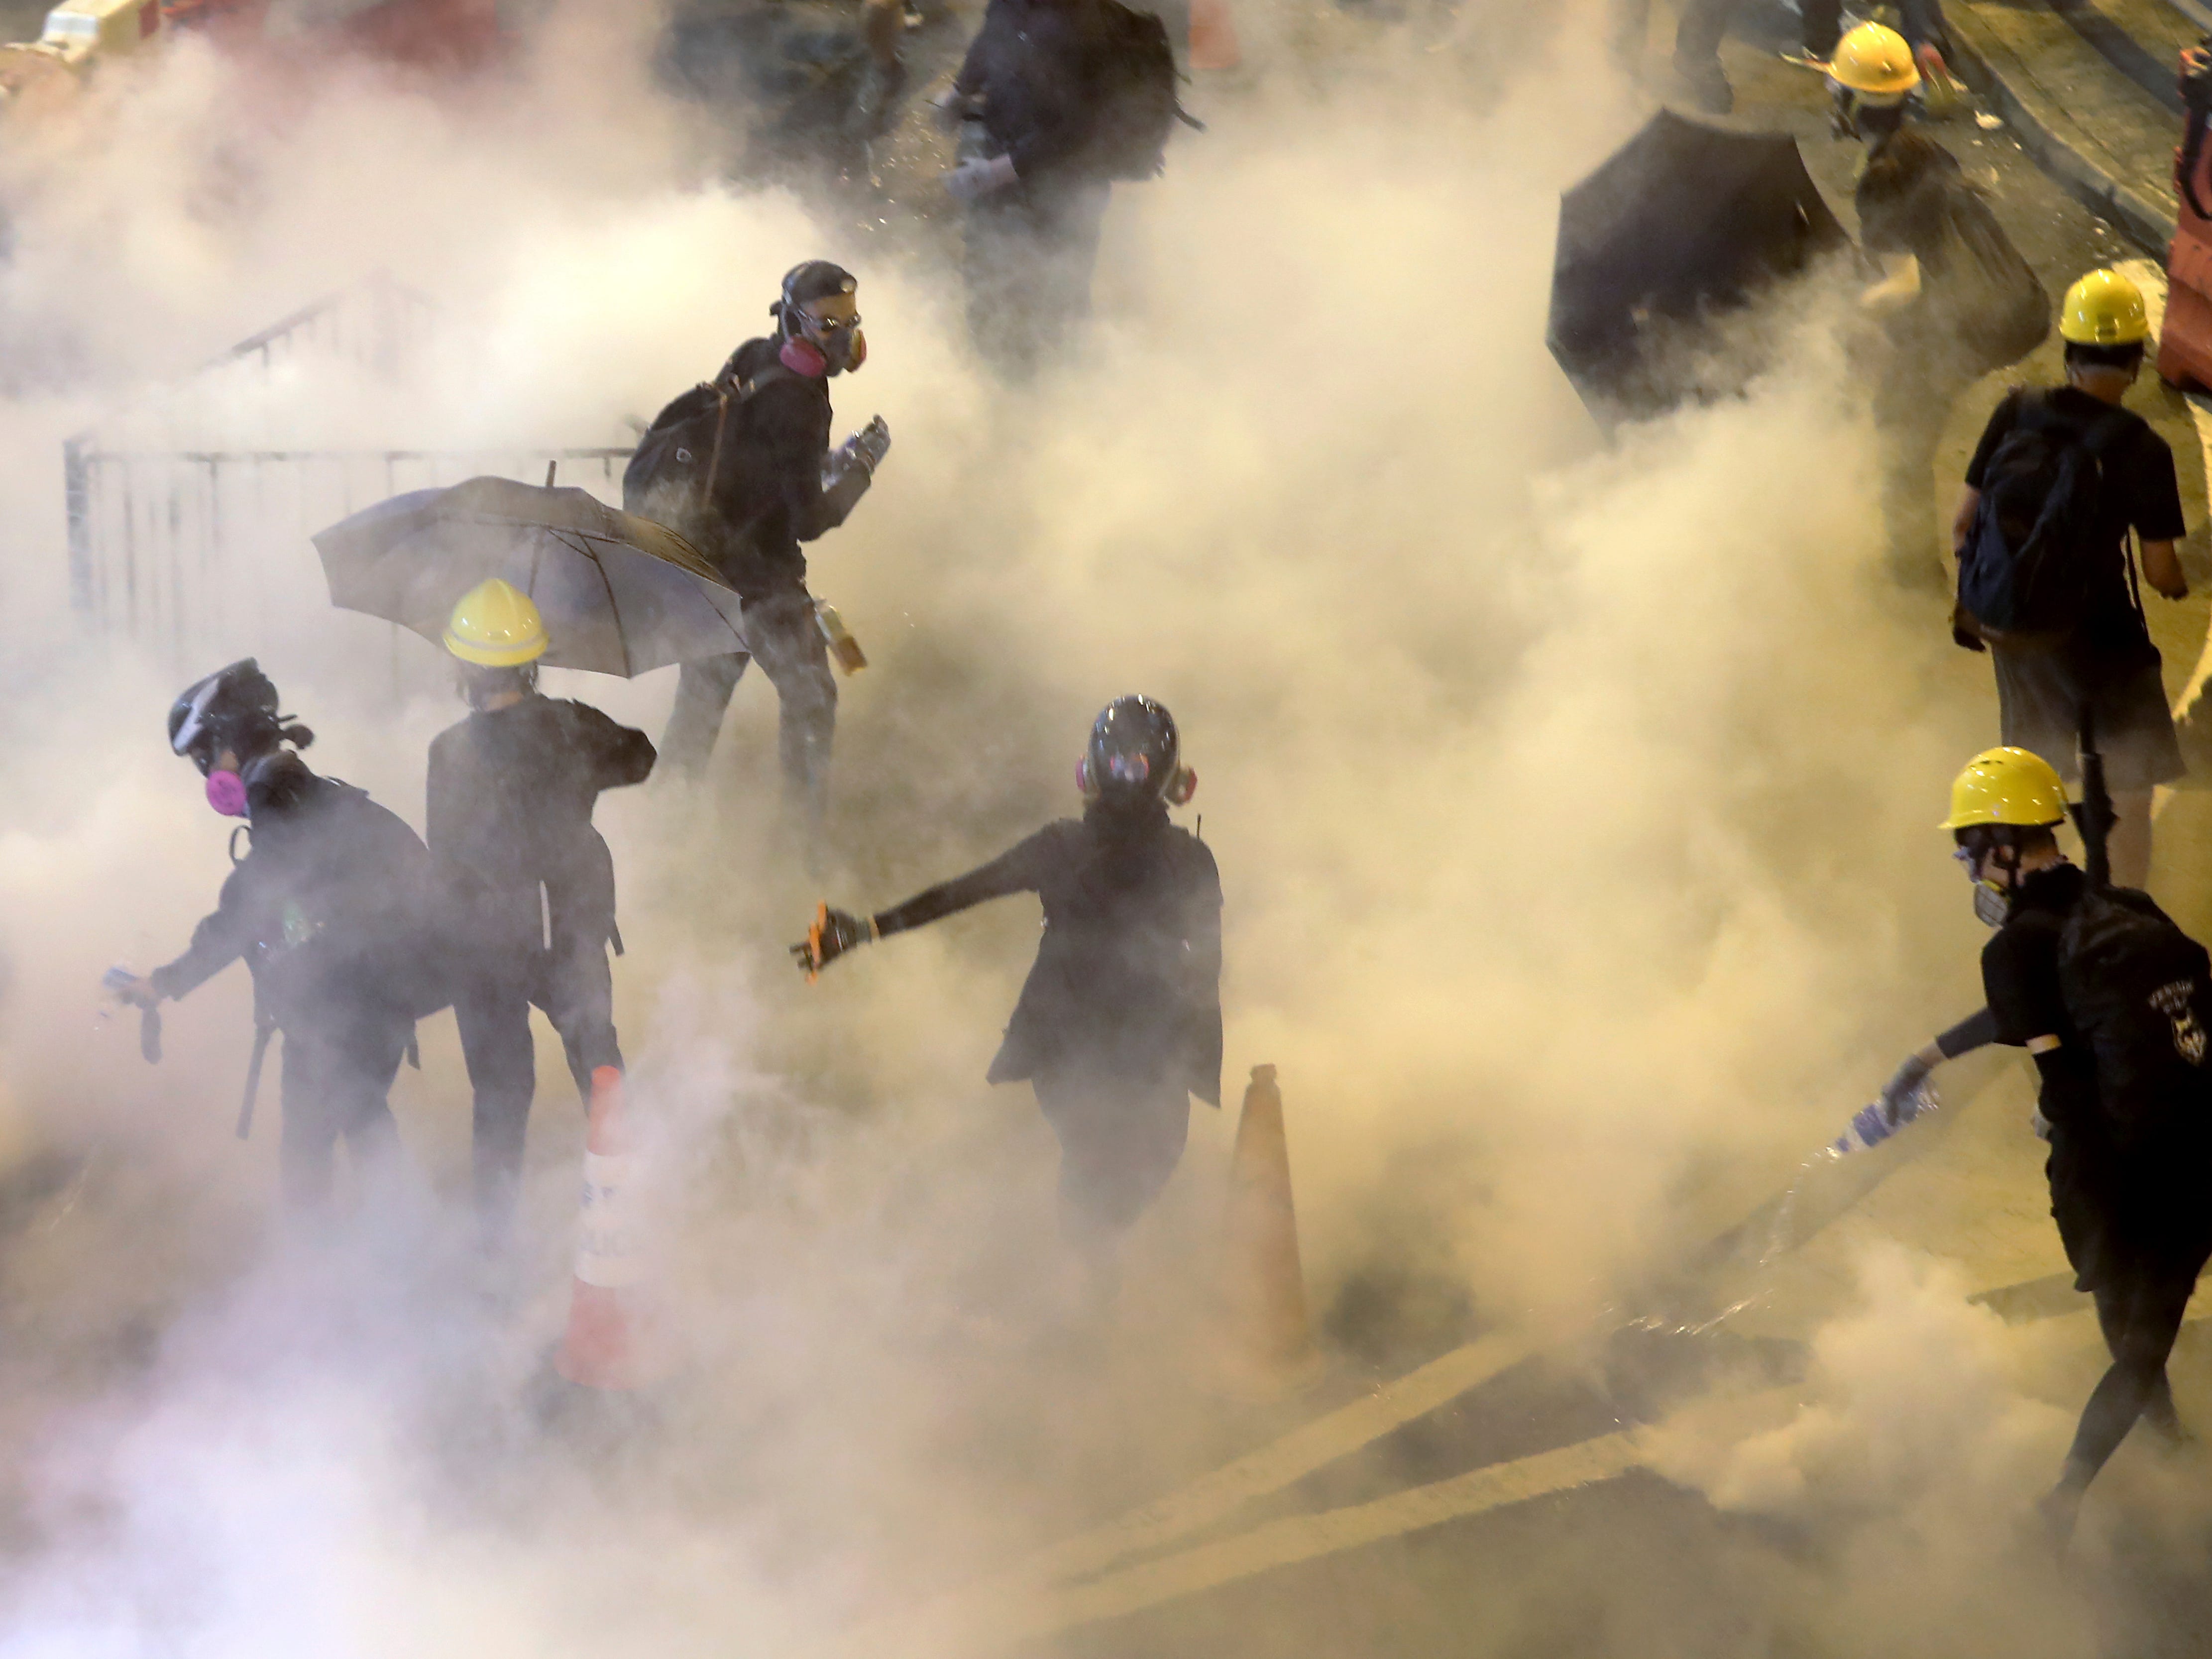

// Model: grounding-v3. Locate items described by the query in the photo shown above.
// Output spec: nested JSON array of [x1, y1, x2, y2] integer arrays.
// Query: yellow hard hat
[[444, 577, 549, 667], [1828, 21, 1920, 98], [2058, 267, 2150, 346], [1940, 747, 2069, 831]]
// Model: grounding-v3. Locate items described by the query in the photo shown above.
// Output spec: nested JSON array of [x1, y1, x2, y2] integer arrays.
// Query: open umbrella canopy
[[1549, 110, 1848, 421], [313, 475, 747, 678]]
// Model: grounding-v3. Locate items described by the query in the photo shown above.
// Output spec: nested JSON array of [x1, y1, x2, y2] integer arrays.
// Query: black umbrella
[[1549, 110, 1848, 421], [312, 476, 747, 678]]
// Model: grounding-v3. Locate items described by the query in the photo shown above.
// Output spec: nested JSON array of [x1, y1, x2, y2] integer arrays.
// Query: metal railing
[[63, 275, 638, 679]]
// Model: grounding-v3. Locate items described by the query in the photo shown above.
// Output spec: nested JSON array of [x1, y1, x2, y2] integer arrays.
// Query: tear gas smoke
[[0, 0, 2093, 1650]]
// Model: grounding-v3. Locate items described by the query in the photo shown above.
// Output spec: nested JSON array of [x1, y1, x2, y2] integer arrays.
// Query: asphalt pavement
[[854, 12, 2212, 1657], [7, 4, 2209, 1654]]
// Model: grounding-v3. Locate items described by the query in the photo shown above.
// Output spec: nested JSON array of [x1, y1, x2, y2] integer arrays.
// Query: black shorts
[[2050, 1135, 2212, 1292]]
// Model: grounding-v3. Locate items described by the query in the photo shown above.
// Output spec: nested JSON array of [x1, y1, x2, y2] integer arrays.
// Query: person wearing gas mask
[[629, 259, 890, 842], [792, 696, 1221, 1304], [1882, 748, 2212, 1542], [427, 581, 658, 1248], [108, 662, 448, 1216]]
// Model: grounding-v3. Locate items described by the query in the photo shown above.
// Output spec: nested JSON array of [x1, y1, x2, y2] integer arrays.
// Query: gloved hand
[[1878, 1052, 1934, 1128], [103, 966, 159, 1010], [842, 415, 891, 476], [790, 905, 879, 979], [946, 153, 1019, 200]]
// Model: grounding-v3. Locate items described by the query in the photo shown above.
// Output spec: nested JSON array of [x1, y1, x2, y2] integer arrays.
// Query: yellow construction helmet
[[1940, 747, 2069, 831], [444, 578, 549, 667], [1828, 21, 1920, 98], [2059, 267, 2150, 346]]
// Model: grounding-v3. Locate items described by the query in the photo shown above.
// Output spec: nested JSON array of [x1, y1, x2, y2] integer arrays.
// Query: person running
[[1952, 268, 2188, 889], [628, 259, 890, 843], [1923, 747, 2212, 1539], [426, 580, 657, 1246], [109, 661, 448, 1216], [792, 696, 1222, 1302]]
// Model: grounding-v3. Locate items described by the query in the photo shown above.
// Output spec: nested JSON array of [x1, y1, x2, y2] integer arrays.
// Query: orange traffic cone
[[556, 1067, 654, 1390], [1212, 1064, 1322, 1397], [1188, 0, 1239, 71]]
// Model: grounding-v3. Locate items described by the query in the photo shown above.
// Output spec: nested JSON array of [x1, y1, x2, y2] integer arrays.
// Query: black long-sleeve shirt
[[426, 695, 654, 956], [954, 0, 1118, 188], [151, 755, 444, 1028], [635, 338, 868, 600], [874, 800, 1223, 1101]]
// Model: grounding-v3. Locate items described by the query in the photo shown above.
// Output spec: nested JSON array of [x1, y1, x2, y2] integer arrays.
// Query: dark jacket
[[876, 800, 1223, 1100], [1859, 130, 2047, 369], [635, 338, 867, 600], [425, 695, 655, 960], [150, 754, 446, 1030], [1981, 862, 2212, 1285], [955, 0, 1122, 189]]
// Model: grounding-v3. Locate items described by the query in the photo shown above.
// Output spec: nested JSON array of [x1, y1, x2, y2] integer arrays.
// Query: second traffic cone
[[556, 1067, 654, 1390], [1188, 0, 1239, 72], [1214, 1064, 1322, 1397]]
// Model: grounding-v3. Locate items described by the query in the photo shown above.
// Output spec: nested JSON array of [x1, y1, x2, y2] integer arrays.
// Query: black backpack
[[2057, 885, 2212, 1143], [1958, 391, 2137, 634], [622, 361, 796, 534], [1085, 0, 1199, 183]]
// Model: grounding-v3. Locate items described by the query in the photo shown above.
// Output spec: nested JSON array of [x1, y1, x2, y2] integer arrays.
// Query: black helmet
[[772, 260, 858, 334], [1080, 695, 1195, 807], [167, 659, 307, 774]]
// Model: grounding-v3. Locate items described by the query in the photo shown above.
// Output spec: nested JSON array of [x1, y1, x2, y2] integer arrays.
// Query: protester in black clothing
[[1800, 0, 1951, 64], [629, 260, 890, 835], [1832, 24, 2047, 582], [427, 580, 657, 1244], [1951, 267, 2187, 889], [110, 661, 446, 1215], [940, 0, 1169, 370], [1613, 0, 1953, 114], [795, 696, 1222, 1283], [1929, 747, 2212, 1540]]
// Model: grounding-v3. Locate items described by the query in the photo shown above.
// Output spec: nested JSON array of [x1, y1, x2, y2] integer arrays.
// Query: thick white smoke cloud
[[0, 0, 2089, 1650]]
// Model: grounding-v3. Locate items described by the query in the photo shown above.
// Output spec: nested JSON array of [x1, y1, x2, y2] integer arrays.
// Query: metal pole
[[64, 434, 92, 618]]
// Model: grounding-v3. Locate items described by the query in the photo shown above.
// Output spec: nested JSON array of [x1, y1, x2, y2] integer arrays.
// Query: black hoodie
[[151, 752, 447, 1028], [874, 799, 1223, 1100]]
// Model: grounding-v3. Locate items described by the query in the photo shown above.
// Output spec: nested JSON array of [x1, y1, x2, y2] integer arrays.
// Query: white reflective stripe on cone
[[575, 1149, 646, 1288]]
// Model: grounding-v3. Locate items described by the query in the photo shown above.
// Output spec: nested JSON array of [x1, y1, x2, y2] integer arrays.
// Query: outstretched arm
[[794, 829, 1056, 976], [146, 872, 255, 1002], [873, 838, 1049, 937]]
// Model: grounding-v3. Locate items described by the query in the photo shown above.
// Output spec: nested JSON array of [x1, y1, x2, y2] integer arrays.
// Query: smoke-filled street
[[4, 0, 2212, 1654]]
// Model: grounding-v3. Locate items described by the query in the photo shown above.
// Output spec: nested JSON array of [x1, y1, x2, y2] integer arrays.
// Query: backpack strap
[[2071, 401, 2149, 621], [697, 381, 731, 514], [2078, 401, 2138, 460]]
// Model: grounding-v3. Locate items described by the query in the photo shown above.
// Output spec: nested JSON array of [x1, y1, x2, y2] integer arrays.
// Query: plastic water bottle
[[1828, 1077, 1939, 1157]]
